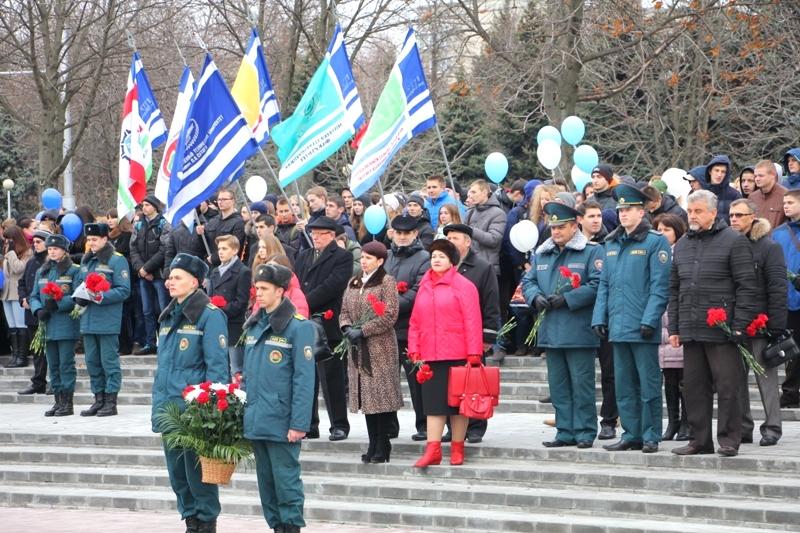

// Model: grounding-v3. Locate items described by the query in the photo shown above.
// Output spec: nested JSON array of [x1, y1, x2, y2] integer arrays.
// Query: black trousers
[[683, 341, 743, 450], [398, 340, 426, 433], [310, 340, 350, 435], [598, 339, 618, 427], [30, 343, 48, 390], [781, 311, 800, 403]]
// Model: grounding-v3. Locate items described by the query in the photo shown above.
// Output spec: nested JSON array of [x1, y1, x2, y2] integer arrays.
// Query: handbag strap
[[460, 361, 493, 398]]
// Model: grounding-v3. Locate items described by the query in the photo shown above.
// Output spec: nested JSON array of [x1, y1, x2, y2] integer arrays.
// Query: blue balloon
[[41, 188, 62, 210], [60, 213, 83, 242], [364, 205, 387, 235], [484, 152, 509, 183], [574, 144, 599, 174], [536, 125, 561, 146], [560, 116, 585, 146]]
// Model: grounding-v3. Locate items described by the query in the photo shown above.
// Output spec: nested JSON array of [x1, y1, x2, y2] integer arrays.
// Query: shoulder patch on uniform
[[658, 250, 669, 264], [304, 346, 313, 360], [294, 313, 306, 320], [121, 270, 129, 279], [219, 334, 227, 349], [594, 258, 604, 271]]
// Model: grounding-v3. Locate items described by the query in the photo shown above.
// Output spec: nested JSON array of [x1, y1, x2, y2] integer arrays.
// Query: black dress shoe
[[539, 396, 552, 404], [441, 431, 452, 443], [304, 429, 320, 439], [598, 425, 616, 440], [717, 445, 738, 457], [542, 440, 576, 448], [411, 431, 427, 441], [671, 444, 714, 455], [760, 435, 779, 447], [134, 345, 157, 355], [779, 394, 800, 408], [576, 440, 593, 449], [329, 429, 348, 441], [603, 439, 643, 451], [642, 441, 659, 453], [466, 433, 483, 444], [741, 434, 753, 444], [17, 384, 45, 395]]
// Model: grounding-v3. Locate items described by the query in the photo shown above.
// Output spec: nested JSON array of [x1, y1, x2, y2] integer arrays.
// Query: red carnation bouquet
[[407, 352, 434, 384], [333, 293, 387, 359], [210, 295, 228, 309], [707, 308, 765, 376], [70, 272, 112, 318], [30, 282, 67, 355], [42, 282, 64, 302], [527, 266, 582, 345], [155, 380, 251, 484], [396, 281, 409, 294]]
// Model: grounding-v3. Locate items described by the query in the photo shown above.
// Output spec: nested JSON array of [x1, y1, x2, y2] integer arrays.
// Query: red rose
[[182, 385, 195, 398], [706, 307, 728, 327], [217, 399, 229, 411], [570, 273, 581, 289], [396, 281, 409, 294], [197, 391, 210, 404], [322, 309, 334, 320], [228, 382, 240, 393], [199, 381, 212, 391], [559, 266, 572, 278], [216, 388, 227, 399], [366, 293, 378, 304], [408, 352, 422, 363], [746, 324, 758, 337], [755, 313, 769, 329], [210, 295, 228, 308], [43, 282, 64, 301], [86, 272, 111, 293], [415, 367, 434, 384], [420, 363, 431, 373], [371, 300, 386, 317]]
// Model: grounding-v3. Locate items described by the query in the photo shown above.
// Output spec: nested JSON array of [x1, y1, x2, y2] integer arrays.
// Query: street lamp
[[2, 179, 14, 219]]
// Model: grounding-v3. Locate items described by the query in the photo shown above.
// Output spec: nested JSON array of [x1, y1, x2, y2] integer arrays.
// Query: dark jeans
[[139, 278, 170, 347], [781, 310, 800, 404], [598, 339, 618, 427], [310, 340, 350, 435], [131, 278, 147, 347]]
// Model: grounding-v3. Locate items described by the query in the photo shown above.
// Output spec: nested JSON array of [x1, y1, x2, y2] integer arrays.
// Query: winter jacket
[[242, 298, 315, 441], [151, 289, 230, 433], [521, 230, 603, 349], [668, 219, 757, 342], [207, 258, 251, 343], [130, 214, 171, 278], [19, 250, 46, 327], [464, 196, 506, 274], [424, 191, 465, 231], [457, 249, 500, 344], [294, 241, 353, 343], [592, 219, 671, 343], [589, 180, 619, 211], [334, 213, 357, 242], [407, 267, 483, 361], [276, 221, 303, 251], [163, 223, 207, 271], [204, 211, 246, 265], [649, 194, 687, 225], [340, 268, 403, 415], [28, 254, 80, 340], [78, 244, 131, 335], [659, 312, 683, 369], [702, 154, 742, 223], [1, 249, 31, 301], [409, 213, 435, 250], [385, 239, 429, 342], [286, 273, 309, 318], [744, 218, 788, 331], [750, 183, 787, 231], [782, 148, 800, 189], [772, 220, 800, 311]]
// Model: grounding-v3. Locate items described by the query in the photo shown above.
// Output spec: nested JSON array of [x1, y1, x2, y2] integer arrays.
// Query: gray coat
[[465, 196, 506, 274], [385, 240, 429, 342]]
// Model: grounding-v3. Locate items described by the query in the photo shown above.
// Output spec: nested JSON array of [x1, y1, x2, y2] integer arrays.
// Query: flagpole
[[433, 122, 457, 194], [193, 210, 213, 259]]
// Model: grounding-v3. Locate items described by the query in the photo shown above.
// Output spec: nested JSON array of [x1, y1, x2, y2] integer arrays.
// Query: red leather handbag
[[447, 361, 500, 420]]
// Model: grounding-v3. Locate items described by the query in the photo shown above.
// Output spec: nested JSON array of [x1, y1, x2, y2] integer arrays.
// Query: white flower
[[184, 388, 202, 403], [211, 382, 228, 392], [232, 388, 247, 404]]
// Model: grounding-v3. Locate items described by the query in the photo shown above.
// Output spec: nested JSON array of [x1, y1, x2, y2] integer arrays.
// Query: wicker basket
[[199, 456, 237, 485]]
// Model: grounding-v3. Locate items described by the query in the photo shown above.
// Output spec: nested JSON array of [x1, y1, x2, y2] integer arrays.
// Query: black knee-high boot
[[676, 371, 692, 441], [362, 414, 378, 463], [662, 370, 681, 440], [370, 412, 392, 463]]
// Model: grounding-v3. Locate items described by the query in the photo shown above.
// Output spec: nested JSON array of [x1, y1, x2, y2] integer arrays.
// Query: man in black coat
[[445, 223, 500, 443], [130, 195, 171, 355], [669, 190, 758, 457], [207, 235, 252, 376], [16, 230, 50, 389], [729, 199, 787, 446], [294, 216, 353, 440], [643, 186, 688, 225], [200, 188, 246, 266], [385, 215, 430, 440], [163, 217, 208, 270]]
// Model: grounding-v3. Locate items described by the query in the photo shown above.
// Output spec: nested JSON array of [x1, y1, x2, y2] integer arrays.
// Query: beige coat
[[340, 268, 403, 415], [2, 250, 31, 301]]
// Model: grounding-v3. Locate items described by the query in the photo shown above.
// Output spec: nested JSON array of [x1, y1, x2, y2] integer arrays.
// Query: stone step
[[0, 482, 779, 533]]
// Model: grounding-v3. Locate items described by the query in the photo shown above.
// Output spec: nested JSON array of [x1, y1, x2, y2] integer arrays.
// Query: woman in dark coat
[[340, 241, 402, 463], [108, 209, 139, 354], [16, 229, 50, 393]]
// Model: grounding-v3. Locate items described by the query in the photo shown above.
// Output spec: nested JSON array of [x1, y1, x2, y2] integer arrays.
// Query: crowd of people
[[5, 148, 800, 532]]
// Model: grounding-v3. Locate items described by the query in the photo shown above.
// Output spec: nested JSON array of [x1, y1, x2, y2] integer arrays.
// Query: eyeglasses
[[729, 212, 753, 218], [217, 197, 234, 202]]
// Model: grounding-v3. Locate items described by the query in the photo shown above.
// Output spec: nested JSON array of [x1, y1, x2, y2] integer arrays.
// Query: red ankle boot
[[450, 441, 465, 465], [414, 441, 442, 468]]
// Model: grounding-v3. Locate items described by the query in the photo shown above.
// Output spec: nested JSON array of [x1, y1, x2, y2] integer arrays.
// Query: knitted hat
[[429, 238, 460, 266], [591, 164, 614, 182], [142, 195, 162, 212]]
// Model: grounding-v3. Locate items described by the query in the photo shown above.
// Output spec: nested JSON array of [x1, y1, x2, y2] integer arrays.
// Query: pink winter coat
[[408, 267, 483, 361], [250, 273, 309, 318]]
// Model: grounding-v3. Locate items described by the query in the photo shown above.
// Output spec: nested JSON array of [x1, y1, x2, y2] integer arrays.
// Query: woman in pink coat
[[250, 254, 309, 318], [408, 239, 483, 468]]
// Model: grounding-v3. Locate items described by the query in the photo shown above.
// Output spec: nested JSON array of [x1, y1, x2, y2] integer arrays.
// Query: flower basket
[[155, 381, 252, 485], [199, 455, 237, 485]]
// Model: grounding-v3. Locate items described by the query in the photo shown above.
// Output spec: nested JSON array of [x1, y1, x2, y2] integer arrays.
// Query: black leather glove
[[592, 325, 608, 339], [640, 325, 655, 339], [547, 294, 566, 309], [793, 277, 800, 291], [45, 298, 58, 311], [345, 328, 363, 343], [533, 295, 550, 312], [74, 297, 91, 307], [35, 309, 50, 322], [730, 330, 745, 344]]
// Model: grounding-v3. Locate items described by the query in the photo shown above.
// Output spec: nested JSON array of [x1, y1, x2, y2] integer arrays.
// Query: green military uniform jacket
[[242, 297, 316, 442], [151, 289, 230, 432], [29, 256, 80, 340], [78, 243, 131, 334]]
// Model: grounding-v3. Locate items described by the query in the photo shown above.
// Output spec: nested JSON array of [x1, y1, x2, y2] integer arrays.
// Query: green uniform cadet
[[592, 185, 671, 447], [29, 234, 80, 416], [151, 254, 230, 531], [243, 264, 315, 531], [522, 202, 604, 445], [77, 223, 131, 417]]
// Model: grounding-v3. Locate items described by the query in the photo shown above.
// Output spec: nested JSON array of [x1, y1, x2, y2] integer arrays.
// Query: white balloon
[[537, 139, 562, 170], [245, 175, 268, 202], [660, 167, 691, 200], [509, 220, 540, 253]]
